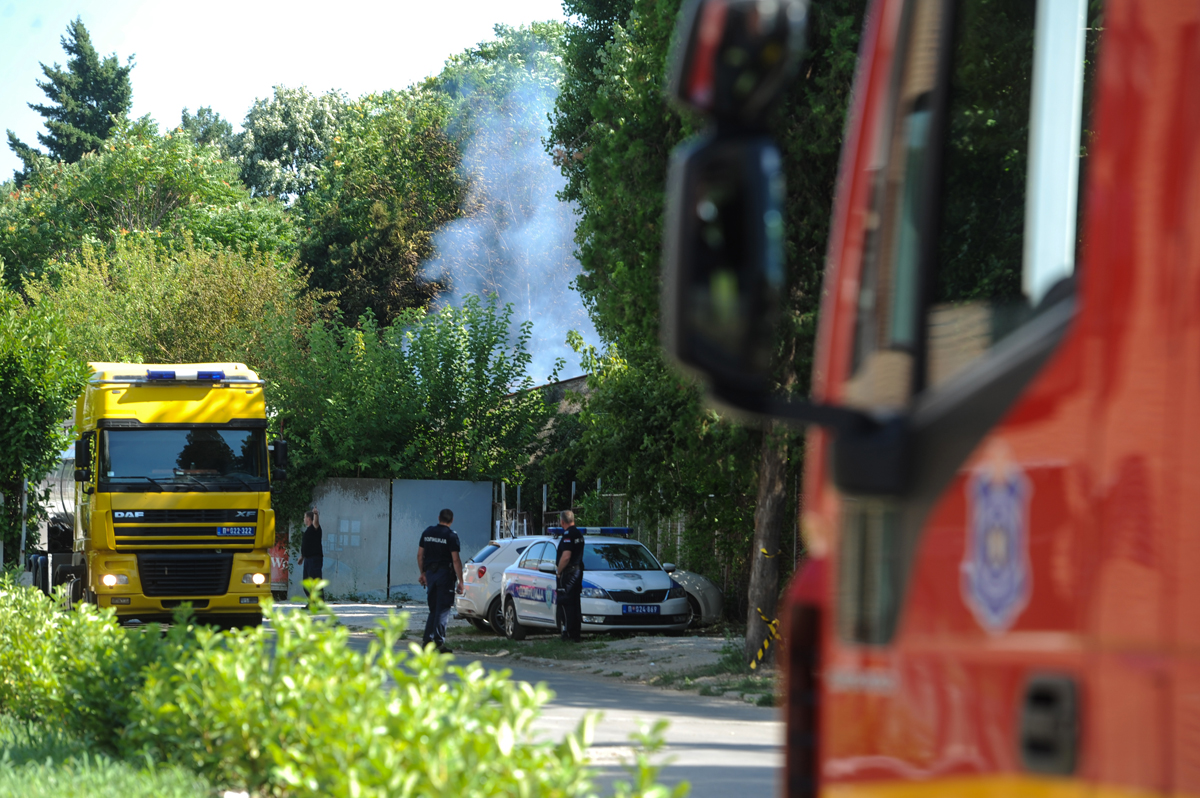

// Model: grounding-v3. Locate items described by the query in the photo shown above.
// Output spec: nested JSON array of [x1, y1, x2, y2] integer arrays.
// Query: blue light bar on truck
[[146, 368, 226, 381], [92, 369, 261, 386], [548, 527, 633, 537]]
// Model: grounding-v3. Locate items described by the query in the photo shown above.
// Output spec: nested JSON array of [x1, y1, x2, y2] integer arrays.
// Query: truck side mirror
[[662, 134, 786, 397], [73, 468, 91, 483], [273, 439, 289, 469]]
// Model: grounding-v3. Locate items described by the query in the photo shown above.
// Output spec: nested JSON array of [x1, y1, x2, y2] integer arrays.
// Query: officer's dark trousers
[[423, 567, 455, 646], [558, 567, 583, 642], [302, 556, 323, 597]]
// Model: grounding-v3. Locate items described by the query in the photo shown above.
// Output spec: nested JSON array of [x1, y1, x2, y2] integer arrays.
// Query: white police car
[[499, 532, 691, 639], [455, 536, 542, 634]]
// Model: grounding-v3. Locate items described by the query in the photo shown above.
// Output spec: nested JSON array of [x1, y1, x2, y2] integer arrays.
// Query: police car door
[[528, 542, 559, 626], [513, 541, 549, 623]]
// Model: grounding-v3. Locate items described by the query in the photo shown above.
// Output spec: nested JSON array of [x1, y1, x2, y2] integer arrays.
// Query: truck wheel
[[487, 597, 505, 636], [503, 599, 527, 641]]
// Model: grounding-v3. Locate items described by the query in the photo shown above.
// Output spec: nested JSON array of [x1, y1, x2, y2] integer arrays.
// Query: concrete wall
[[388, 479, 493, 598], [290, 478, 391, 599], [285, 477, 493, 601]]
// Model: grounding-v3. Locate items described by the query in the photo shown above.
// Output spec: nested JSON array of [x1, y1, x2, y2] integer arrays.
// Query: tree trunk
[[745, 421, 789, 667]]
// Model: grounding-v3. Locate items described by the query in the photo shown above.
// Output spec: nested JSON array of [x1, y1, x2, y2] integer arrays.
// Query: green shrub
[[126, 597, 599, 797], [0, 578, 683, 797], [0, 579, 166, 747]]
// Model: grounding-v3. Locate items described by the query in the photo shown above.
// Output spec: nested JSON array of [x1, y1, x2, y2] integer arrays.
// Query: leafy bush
[[0, 577, 681, 797]]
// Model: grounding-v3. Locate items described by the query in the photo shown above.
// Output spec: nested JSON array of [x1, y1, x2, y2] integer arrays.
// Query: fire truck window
[[837, 501, 903, 644], [846, 0, 947, 411], [928, 0, 1099, 389], [848, 0, 1102, 403]]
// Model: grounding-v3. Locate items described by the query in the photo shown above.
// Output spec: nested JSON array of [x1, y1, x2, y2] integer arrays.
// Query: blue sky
[[0, 0, 567, 180]]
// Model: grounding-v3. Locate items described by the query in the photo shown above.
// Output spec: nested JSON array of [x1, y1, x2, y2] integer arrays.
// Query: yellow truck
[[64, 362, 286, 626]]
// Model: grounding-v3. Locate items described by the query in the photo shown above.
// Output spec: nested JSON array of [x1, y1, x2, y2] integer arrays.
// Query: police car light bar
[[548, 527, 634, 538]]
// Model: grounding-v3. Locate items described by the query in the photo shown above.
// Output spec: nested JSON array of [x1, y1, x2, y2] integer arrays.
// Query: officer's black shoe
[[437, 644, 453, 654]]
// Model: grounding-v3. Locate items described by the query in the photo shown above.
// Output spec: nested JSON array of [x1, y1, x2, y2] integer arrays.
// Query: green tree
[[234, 85, 346, 199], [0, 291, 88, 565], [297, 89, 463, 324], [550, 0, 868, 649], [0, 116, 294, 291], [24, 237, 317, 365], [261, 294, 553, 528], [179, 106, 235, 156], [549, 0, 636, 203], [6, 17, 134, 184]]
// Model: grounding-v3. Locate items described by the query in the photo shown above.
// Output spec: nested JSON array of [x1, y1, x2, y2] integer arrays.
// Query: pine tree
[[6, 17, 133, 183]]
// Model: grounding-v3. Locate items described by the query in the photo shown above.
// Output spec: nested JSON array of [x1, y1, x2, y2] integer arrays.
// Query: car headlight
[[668, 584, 686, 599], [580, 587, 610, 600]]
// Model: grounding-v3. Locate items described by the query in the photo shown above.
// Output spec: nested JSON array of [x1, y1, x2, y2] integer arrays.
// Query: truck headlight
[[581, 587, 611, 600], [101, 574, 129, 587], [668, 584, 687, 599], [242, 573, 267, 585]]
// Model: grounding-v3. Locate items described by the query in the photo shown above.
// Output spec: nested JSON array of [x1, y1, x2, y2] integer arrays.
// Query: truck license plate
[[622, 604, 660, 615], [217, 527, 255, 537]]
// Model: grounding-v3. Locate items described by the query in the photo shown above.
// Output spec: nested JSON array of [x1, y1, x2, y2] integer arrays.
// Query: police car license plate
[[622, 604, 660, 615], [217, 527, 255, 537]]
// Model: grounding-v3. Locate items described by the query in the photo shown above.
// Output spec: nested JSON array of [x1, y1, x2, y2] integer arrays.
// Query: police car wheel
[[487, 597, 505, 636], [503, 599, 527, 641], [468, 618, 489, 632]]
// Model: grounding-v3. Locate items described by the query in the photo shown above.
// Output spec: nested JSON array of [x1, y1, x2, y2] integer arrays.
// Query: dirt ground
[[273, 600, 780, 705]]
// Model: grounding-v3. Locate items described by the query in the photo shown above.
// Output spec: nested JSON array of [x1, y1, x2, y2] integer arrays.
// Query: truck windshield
[[100, 428, 267, 491]]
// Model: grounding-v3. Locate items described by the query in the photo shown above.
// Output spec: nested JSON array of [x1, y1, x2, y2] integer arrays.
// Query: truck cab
[[660, 0, 1200, 795], [71, 362, 281, 625]]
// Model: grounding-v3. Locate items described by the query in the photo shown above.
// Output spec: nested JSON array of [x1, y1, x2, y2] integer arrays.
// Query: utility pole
[[18, 478, 27, 567], [501, 481, 508, 538]]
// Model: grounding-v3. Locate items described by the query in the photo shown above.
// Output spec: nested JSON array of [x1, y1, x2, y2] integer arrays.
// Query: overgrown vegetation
[[0, 577, 679, 797]]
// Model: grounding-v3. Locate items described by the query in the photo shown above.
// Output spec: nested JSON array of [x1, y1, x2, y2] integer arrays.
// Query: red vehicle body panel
[[790, 0, 1200, 795]]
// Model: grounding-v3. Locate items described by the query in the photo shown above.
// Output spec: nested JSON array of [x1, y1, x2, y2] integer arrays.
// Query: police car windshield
[[469, 544, 500, 563], [583, 542, 661, 571], [100, 428, 267, 490]]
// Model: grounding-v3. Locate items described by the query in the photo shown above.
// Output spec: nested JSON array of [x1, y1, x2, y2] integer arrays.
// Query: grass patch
[[651, 637, 781, 701], [0, 715, 211, 798], [453, 635, 608, 661]]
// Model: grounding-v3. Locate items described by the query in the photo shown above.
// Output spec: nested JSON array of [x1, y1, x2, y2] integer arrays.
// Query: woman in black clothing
[[297, 508, 323, 604]]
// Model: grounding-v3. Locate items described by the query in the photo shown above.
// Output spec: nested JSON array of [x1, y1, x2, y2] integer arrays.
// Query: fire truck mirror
[[668, 0, 809, 124], [662, 133, 785, 396]]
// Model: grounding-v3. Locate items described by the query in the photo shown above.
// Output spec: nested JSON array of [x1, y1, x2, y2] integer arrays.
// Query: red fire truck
[[664, 0, 1200, 795]]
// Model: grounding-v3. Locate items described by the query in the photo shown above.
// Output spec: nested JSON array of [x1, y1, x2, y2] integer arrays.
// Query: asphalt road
[[491, 661, 783, 798], [309, 608, 783, 797]]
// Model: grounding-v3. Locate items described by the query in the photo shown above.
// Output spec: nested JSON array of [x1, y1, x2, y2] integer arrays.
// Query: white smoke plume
[[422, 82, 597, 383]]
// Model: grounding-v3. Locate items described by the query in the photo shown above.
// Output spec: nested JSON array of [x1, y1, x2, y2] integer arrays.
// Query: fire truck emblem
[[961, 445, 1032, 633]]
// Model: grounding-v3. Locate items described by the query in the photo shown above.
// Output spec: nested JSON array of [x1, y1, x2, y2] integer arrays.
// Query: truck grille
[[114, 509, 258, 523], [607, 589, 668, 603], [137, 553, 233, 596]]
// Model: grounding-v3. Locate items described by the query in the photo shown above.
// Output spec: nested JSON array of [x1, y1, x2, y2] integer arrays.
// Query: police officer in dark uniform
[[556, 510, 585, 642], [418, 508, 463, 652]]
